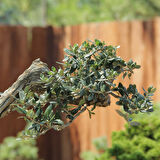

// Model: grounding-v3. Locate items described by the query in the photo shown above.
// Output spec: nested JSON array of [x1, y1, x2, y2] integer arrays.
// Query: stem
[[54, 105, 87, 130], [108, 91, 121, 99]]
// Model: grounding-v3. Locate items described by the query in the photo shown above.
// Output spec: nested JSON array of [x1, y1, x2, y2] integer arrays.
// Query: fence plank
[[153, 17, 160, 101], [0, 26, 29, 142], [142, 21, 155, 91]]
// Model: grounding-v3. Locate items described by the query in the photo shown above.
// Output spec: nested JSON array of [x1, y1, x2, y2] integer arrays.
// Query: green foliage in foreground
[[11, 39, 155, 137], [81, 104, 160, 160], [0, 133, 39, 160]]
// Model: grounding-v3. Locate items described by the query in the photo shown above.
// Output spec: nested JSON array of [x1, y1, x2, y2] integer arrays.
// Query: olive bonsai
[[0, 39, 156, 137]]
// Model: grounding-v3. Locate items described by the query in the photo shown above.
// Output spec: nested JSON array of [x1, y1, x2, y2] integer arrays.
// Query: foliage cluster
[[1, 0, 160, 26], [10, 39, 155, 137], [0, 133, 39, 160], [81, 104, 160, 160]]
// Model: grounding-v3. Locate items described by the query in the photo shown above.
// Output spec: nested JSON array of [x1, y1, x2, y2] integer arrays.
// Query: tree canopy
[[0, 40, 155, 137]]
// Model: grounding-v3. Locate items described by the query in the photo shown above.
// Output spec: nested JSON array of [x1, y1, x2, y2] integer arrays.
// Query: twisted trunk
[[0, 59, 49, 117]]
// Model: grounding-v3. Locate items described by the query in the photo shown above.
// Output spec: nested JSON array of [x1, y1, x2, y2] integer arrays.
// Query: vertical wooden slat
[[142, 21, 155, 89], [0, 26, 29, 142], [0, 26, 12, 91], [130, 21, 145, 91], [117, 22, 131, 61], [153, 17, 160, 101], [64, 26, 72, 48], [30, 27, 48, 62]]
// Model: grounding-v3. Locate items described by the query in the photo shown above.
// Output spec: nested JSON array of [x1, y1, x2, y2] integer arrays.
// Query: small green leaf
[[19, 90, 25, 101], [79, 99, 85, 106], [88, 93, 94, 101], [35, 108, 41, 117], [70, 106, 82, 115], [63, 56, 69, 62], [51, 66, 56, 72], [16, 106, 27, 115], [84, 51, 95, 58], [123, 72, 127, 79], [135, 65, 141, 69], [53, 119, 64, 125], [70, 63, 77, 73], [44, 104, 54, 118], [91, 104, 96, 111], [79, 88, 86, 97], [128, 73, 132, 79], [116, 109, 128, 121], [64, 48, 75, 56]]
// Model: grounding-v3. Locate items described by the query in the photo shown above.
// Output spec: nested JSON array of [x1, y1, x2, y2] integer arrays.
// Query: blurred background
[[1, 0, 160, 26], [0, 0, 160, 160]]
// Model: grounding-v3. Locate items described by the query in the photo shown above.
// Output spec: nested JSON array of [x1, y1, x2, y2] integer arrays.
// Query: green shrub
[[81, 104, 160, 160], [0, 133, 40, 160]]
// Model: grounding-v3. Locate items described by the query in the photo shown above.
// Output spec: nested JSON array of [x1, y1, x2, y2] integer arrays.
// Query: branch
[[0, 59, 49, 117]]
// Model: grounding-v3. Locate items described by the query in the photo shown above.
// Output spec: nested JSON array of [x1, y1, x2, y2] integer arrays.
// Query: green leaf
[[123, 72, 127, 79], [79, 99, 85, 106], [88, 93, 94, 101], [70, 106, 82, 115], [115, 109, 128, 121], [24, 86, 30, 93], [128, 73, 132, 79], [51, 66, 56, 72], [44, 104, 54, 118], [148, 86, 156, 94], [19, 90, 25, 101], [70, 63, 77, 73], [91, 104, 96, 111], [35, 108, 41, 117], [88, 109, 95, 119], [127, 59, 134, 66], [53, 119, 64, 125], [64, 48, 75, 56], [127, 84, 137, 94], [63, 56, 69, 62], [16, 106, 27, 115], [95, 39, 103, 46], [84, 51, 95, 58], [135, 65, 141, 69]]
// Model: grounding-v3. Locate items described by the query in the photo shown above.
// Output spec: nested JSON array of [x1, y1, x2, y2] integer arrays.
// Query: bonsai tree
[[81, 104, 160, 160], [0, 39, 156, 137]]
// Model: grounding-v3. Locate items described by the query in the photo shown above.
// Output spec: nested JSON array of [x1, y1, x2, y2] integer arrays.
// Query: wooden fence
[[0, 17, 160, 160]]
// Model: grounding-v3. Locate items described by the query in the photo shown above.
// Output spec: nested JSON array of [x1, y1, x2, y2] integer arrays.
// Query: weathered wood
[[0, 59, 49, 117]]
